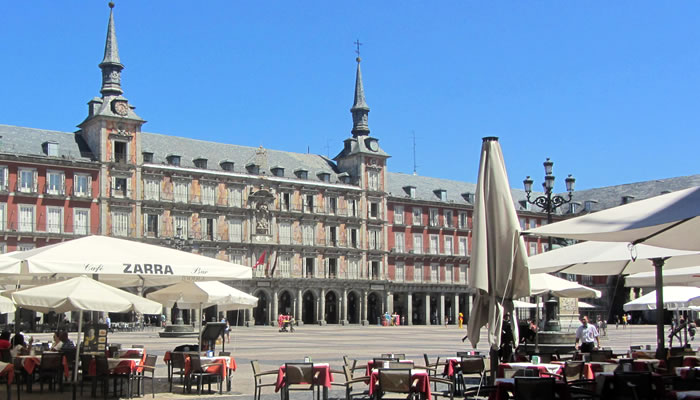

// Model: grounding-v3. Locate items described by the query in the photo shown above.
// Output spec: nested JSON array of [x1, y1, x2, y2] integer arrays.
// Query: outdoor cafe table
[[611, 357, 663, 372], [368, 368, 431, 400], [441, 357, 461, 377], [552, 360, 616, 379], [497, 362, 562, 378], [15, 353, 70, 378], [275, 363, 333, 400], [490, 378, 571, 400], [117, 348, 145, 359], [88, 358, 142, 376], [366, 359, 415, 376], [184, 355, 237, 392]]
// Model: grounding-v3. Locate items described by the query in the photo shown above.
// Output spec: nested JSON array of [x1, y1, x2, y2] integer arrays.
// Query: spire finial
[[109, 1, 114, 8], [350, 40, 370, 137], [99, 1, 124, 96]]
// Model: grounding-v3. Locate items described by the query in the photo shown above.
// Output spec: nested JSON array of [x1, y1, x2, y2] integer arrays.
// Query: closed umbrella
[[467, 137, 530, 381], [625, 266, 700, 288], [11, 276, 162, 399]]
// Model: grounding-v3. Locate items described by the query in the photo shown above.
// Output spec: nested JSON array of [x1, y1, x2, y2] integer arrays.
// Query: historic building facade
[[1, 5, 698, 327]]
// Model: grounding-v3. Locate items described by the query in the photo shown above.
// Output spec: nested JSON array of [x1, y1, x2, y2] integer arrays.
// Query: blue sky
[[1, 2, 698, 190]]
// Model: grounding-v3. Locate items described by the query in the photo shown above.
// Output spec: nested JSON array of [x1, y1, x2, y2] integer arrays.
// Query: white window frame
[[395, 262, 405, 282], [459, 264, 467, 284], [46, 206, 63, 233], [228, 186, 243, 207], [529, 241, 537, 256], [459, 237, 468, 256], [414, 264, 423, 283], [18, 243, 35, 251], [0, 203, 6, 231], [303, 224, 314, 246], [393, 205, 404, 225], [174, 215, 189, 238], [459, 212, 468, 229], [529, 219, 537, 229], [412, 233, 423, 254], [429, 234, 439, 255], [349, 199, 358, 217], [74, 173, 92, 198], [228, 218, 243, 242], [46, 170, 65, 195], [348, 258, 361, 279], [73, 208, 89, 235], [279, 255, 292, 278], [174, 181, 189, 203], [429, 208, 439, 227], [444, 209, 453, 228], [143, 178, 160, 201], [18, 168, 37, 193], [0, 166, 8, 191], [369, 202, 379, 219], [18, 204, 35, 232], [430, 263, 438, 282], [144, 212, 160, 238], [111, 211, 130, 237], [444, 236, 453, 255], [394, 232, 405, 253], [201, 216, 217, 241], [368, 170, 379, 191], [369, 229, 381, 250], [445, 264, 453, 283], [412, 207, 422, 226], [279, 222, 292, 245], [201, 183, 216, 206]]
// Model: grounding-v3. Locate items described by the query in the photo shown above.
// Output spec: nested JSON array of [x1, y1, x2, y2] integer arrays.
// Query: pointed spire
[[99, 2, 124, 97], [350, 40, 370, 137]]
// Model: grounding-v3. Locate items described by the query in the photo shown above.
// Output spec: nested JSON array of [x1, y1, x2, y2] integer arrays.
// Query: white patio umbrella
[[623, 287, 700, 311], [524, 186, 700, 251], [625, 266, 700, 288], [467, 137, 530, 381], [147, 281, 258, 352], [578, 301, 596, 309], [528, 240, 700, 354], [530, 273, 601, 299], [514, 300, 537, 309], [0, 296, 15, 313], [11, 276, 162, 397], [4, 235, 251, 287]]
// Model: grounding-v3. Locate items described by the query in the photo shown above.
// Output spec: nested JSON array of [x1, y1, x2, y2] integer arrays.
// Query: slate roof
[[0, 124, 95, 161]]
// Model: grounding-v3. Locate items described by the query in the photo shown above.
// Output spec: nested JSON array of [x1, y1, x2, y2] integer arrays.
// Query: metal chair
[[283, 363, 318, 400], [186, 354, 221, 395], [377, 369, 419, 400], [37, 352, 63, 393], [251, 360, 277, 400], [611, 371, 653, 400], [135, 354, 157, 398], [329, 365, 371, 400], [456, 357, 485, 394], [513, 377, 556, 400], [169, 352, 187, 392]]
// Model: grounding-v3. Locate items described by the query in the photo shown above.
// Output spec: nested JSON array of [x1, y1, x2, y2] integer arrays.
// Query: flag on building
[[253, 251, 266, 270], [269, 254, 279, 277]]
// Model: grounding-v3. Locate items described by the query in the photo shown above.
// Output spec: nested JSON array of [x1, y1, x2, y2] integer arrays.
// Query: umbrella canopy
[[626, 266, 700, 288], [467, 137, 530, 353], [524, 186, 700, 251], [514, 300, 537, 309], [0, 296, 15, 314], [578, 301, 596, 309], [6, 235, 251, 287], [11, 275, 162, 314], [623, 287, 700, 311], [146, 281, 258, 310], [530, 273, 601, 299], [528, 241, 700, 275]]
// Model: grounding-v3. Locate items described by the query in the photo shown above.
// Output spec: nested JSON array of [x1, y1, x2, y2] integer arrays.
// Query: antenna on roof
[[307, 145, 310, 154], [412, 130, 418, 176]]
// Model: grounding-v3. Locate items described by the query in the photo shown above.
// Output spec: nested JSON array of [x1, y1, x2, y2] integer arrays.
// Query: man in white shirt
[[575, 315, 600, 352]]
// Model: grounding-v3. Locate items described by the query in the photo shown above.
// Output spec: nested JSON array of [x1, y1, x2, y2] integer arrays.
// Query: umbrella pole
[[535, 296, 540, 353], [653, 258, 666, 359], [198, 303, 203, 354], [72, 310, 83, 400]]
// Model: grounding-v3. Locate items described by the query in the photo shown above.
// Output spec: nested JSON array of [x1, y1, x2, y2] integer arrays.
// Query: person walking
[[622, 314, 627, 329], [615, 315, 619, 330], [575, 316, 600, 353]]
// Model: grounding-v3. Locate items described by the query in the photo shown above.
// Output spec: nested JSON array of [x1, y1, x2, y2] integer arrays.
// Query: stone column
[[362, 290, 369, 325], [407, 292, 413, 326], [164, 307, 171, 324], [454, 294, 460, 325], [297, 289, 303, 325], [425, 293, 431, 325], [272, 291, 279, 325], [440, 293, 446, 325], [342, 288, 348, 324], [386, 291, 393, 315], [319, 288, 326, 325]]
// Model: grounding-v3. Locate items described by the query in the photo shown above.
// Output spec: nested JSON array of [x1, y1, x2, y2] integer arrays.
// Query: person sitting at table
[[53, 331, 75, 351], [575, 315, 600, 353], [0, 331, 11, 350], [10, 333, 30, 357]]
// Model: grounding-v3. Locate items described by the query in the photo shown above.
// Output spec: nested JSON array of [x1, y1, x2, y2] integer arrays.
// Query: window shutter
[[127, 178, 132, 197], [32, 170, 38, 192], [87, 176, 92, 196], [212, 217, 217, 241], [2, 168, 7, 190], [61, 173, 66, 195]]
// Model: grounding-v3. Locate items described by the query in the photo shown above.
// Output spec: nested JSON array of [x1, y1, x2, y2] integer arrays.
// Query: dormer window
[[219, 160, 234, 172], [294, 168, 308, 180], [568, 202, 580, 214], [584, 200, 597, 212], [435, 189, 447, 202], [519, 200, 531, 211], [43, 141, 59, 157], [271, 166, 284, 177], [317, 172, 331, 183], [404, 186, 416, 199], [193, 158, 208, 169], [621, 195, 635, 204], [246, 162, 260, 175], [142, 152, 154, 163], [462, 192, 474, 203], [166, 155, 181, 167], [338, 172, 351, 184]]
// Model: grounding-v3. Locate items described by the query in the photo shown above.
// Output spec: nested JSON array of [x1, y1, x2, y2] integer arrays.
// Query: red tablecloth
[[489, 378, 570, 400], [0, 362, 13, 385], [184, 355, 236, 380], [497, 362, 562, 378], [88, 358, 140, 376], [118, 348, 144, 359], [366, 360, 414, 376], [684, 357, 700, 367], [368, 369, 431, 400], [18, 354, 70, 378], [552, 361, 614, 380], [441, 358, 460, 377], [275, 363, 333, 392]]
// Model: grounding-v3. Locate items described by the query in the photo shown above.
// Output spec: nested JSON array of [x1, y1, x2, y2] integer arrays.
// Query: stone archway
[[302, 290, 316, 325], [325, 291, 339, 324], [347, 291, 360, 324], [367, 292, 383, 325], [393, 293, 407, 325], [412, 295, 424, 325], [278, 290, 294, 315], [252, 290, 270, 325]]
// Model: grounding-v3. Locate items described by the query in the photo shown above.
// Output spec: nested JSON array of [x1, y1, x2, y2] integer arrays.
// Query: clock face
[[114, 101, 129, 116], [366, 138, 379, 152]]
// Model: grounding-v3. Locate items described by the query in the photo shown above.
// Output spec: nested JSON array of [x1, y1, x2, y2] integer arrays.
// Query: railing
[[110, 187, 133, 198], [0, 221, 98, 235]]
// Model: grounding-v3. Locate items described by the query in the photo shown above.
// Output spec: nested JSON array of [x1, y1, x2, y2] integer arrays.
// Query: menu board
[[83, 323, 108, 352]]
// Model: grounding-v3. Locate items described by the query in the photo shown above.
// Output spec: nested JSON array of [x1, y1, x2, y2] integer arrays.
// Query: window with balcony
[[143, 178, 159, 200], [444, 210, 453, 228], [350, 228, 358, 248], [368, 170, 379, 191], [459, 264, 467, 283], [529, 219, 537, 229], [279, 255, 291, 278], [327, 226, 338, 246], [174, 215, 189, 238], [394, 205, 404, 225], [229, 253, 243, 265], [413, 233, 423, 254], [305, 257, 315, 278], [445, 236, 454, 255], [113, 177, 128, 198], [174, 181, 189, 203], [74, 208, 89, 235], [430, 264, 438, 282], [113, 141, 127, 164], [445, 264, 453, 283], [144, 213, 159, 238], [369, 202, 379, 219], [349, 199, 358, 217], [201, 217, 216, 240], [0, 166, 7, 191], [112, 211, 129, 237], [459, 212, 468, 229], [429, 234, 439, 254], [280, 192, 291, 211], [303, 224, 315, 246], [46, 171, 65, 195], [18, 243, 35, 251], [519, 217, 527, 230], [327, 197, 337, 215], [348, 258, 360, 279], [73, 174, 91, 198], [412, 207, 422, 226], [303, 194, 314, 213], [429, 208, 439, 227], [18, 168, 36, 193], [19, 205, 34, 232], [279, 222, 291, 244], [369, 229, 381, 250], [394, 232, 405, 253], [228, 218, 242, 242], [0, 203, 6, 231], [370, 261, 381, 280], [327, 258, 337, 278], [46, 207, 63, 233], [414, 264, 423, 283], [528, 242, 537, 256], [201, 184, 216, 206], [228, 186, 243, 207], [395, 262, 405, 282], [459, 237, 468, 256]]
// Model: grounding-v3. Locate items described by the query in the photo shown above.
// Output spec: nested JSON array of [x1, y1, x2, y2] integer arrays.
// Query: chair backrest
[[40, 352, 63, 369], [460, 357, 485, 375], [0, 349, 10, 363], [514, 377, 555, 400], [343, 355, 351, 366], [189, 354, 204, 373], [629, 345, 642, 351], [664, 355, 684, 371], [251, 360, 263, 376], [612, 371, 653, 400], [171, 352, 186, 369], [80, 354, 93, 375], [393, 353, 406, 360], [590, 350, 613, 362], [144, 354, 157, 368], [388, 361, 413, 369], [381, 353, 393, 359], [378, 369, 412, 394], [343, 365, 354, 381], [530, 353, 553, 364], [131, 344, 145, 349], [218, 351, 230, 356], [285, 363, 314, 385], [373, 357, 396, 366], [670, 347, 687, 356], [456, 351, 470, 358], [95, 355, 110, 376], [563, 361, 584, 381]]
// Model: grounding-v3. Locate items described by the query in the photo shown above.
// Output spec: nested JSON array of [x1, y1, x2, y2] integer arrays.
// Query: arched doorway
[[253, 291, 269, 325], [302, 290, 315, 325], [278, 290, 294, 315], [325, 291, 338, 324], [367, 292, 382, 325], [459, 294, 469, 320], [393, 293, 406, 325], [347, 291, 359, 324], [444, 296, 454, 325], [430, 295, 438, 325], [412, 295, 424, 325]]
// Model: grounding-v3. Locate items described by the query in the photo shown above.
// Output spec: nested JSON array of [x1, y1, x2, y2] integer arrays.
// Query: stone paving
[[15, 323, 666, 399]]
